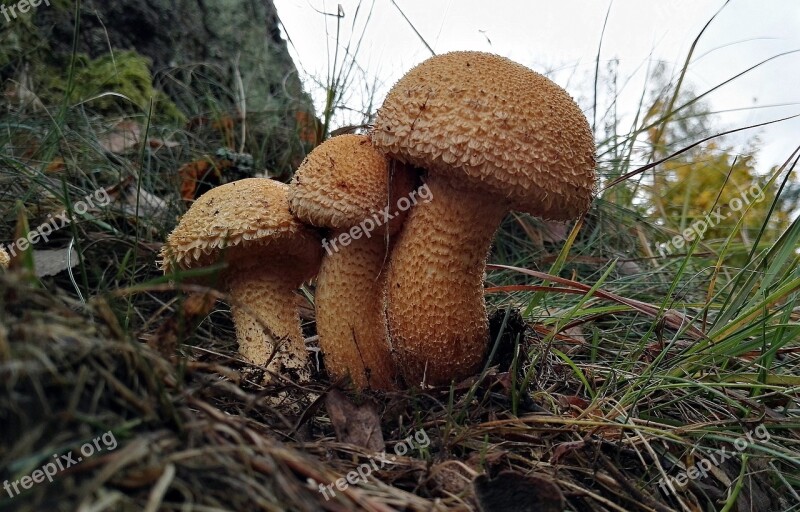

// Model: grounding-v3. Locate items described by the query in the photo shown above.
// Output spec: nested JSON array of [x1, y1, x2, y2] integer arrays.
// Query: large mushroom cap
[[372, 51, 596, 220], [289, 134, 415, 233], [160, 178, 321, 276]]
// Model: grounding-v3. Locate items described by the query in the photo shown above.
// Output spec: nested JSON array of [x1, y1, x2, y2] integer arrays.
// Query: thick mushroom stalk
[[228, 264, 310, 379], [372, 51, 596, 386], [387, 175, 506, 385], [315, 233, 397, 389]]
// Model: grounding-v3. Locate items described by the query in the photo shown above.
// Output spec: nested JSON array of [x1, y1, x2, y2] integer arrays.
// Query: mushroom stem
[[228, 265, 309, 379], [387, 174, 508, 386], [315, 234, 398, 390]]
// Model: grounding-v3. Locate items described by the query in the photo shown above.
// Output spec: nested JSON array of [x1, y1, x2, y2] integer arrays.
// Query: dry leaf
[[178, 159, 220, 202], [562, 325, 585, 343], [556, 394, 590, 411], [144, 292, 217, 359], [540, 220, 569, 243], [46, 157, 66, 173], [324, 389, 384, 452], [550, 440, 586, 464], [147, 138, 180, 149], [120, 188, 168, 217], [430, 461, 475, 495], [617, 260, 642, 275], [100, 121, 141, 153], [33, 248, 78, 277]]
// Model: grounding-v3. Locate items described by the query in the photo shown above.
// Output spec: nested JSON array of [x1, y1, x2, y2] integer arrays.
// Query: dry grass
[[1, 267, 795, 511]]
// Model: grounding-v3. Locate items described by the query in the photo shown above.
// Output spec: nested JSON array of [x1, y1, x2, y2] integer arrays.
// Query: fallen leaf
[[120, 187, 168, 217], [211, 116, 236, 149], [324, 389, 384, 452], [33, 247, 79, 277], [474, 471, 564, 512], [144, 292, 217, 359], [562, 325, 585, 343], [294, 110, 323, 147], [46, 157, 66, 173], [178, 159, 219, 202], [430, 461, 474, 495], [99, 121, 141, 154], [513, 216, 570, 246], [540, 220, 570, 243], [556, 394, 590, 411], [147, 138, 180, 149], [550, 440, 586, 464], [467, 450, 508, 472], [106, 176, 167, 218], [177, 151, 255, 203], [617, 260, 642, 275]]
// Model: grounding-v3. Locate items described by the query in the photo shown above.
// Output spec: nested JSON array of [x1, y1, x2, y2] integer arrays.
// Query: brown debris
[[324, 389, 385, 453]]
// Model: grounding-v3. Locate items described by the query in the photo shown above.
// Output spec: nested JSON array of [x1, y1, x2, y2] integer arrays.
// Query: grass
[[1, 3, 799, 511]]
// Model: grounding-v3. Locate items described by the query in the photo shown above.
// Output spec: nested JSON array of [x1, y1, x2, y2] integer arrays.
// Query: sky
[[273, 0, 800, 173]]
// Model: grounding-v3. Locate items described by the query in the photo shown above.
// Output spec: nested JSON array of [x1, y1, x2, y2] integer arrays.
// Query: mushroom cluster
[[160, 51, 595, 391]]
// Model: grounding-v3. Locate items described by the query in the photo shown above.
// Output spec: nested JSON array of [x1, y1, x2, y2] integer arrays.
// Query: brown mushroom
[[159, 178, 322, 380], [289, 134, 416, 390], [371, 51, 596, 386]]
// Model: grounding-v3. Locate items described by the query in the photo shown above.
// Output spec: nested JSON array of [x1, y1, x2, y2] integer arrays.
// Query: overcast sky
[[274, 0, 800, 173]]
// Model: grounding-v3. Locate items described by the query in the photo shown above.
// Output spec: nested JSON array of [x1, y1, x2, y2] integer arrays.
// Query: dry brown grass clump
[[0, 273, 429, 511], [1, 272, 792, 511]]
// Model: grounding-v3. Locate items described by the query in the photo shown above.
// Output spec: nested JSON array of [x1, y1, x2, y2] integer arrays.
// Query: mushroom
[[371, 51, 596, 385], [159, 178, 322, 380], [288, 134, 416, 390], [0, 247, 9, 269]]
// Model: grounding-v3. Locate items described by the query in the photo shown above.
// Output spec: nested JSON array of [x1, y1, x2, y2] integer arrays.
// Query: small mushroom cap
[[288, 134, 415, 234], [371, 51, 596, 220], [0, 246, 9, 269], [160, 178, 321, 277]]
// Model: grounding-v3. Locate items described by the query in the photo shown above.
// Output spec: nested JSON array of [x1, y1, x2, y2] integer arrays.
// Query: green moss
[[1, 2, 182, 123], [39, 50, 185, 123]]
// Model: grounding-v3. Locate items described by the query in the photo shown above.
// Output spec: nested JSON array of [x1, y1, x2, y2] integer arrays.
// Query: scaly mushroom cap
[[0, 246, 9, 269], [160, 178, 321, 278], [372, 51, 596, 220], [289, 134, 415, 234]]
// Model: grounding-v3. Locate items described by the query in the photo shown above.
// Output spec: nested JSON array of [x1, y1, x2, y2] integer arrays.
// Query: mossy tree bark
[[4, 0, 317, 174]]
